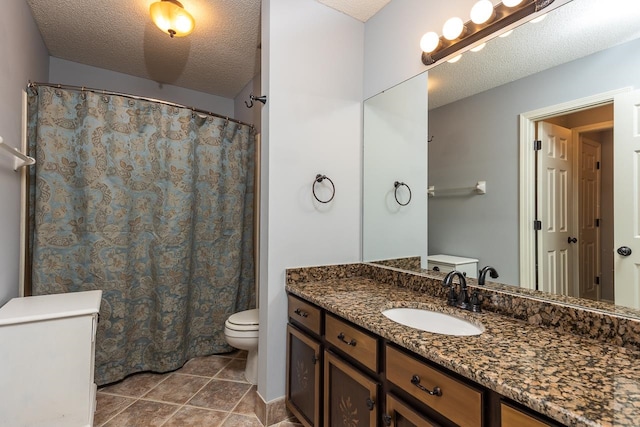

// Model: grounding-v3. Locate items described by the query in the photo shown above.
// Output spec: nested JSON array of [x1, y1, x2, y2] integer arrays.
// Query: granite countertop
[[286, 277, 640, 427]]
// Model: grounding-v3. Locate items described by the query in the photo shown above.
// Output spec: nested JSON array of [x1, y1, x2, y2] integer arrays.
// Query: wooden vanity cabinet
[[386, 344, 483, 427], [325, 350, 379, 427], [287, 324, 322, 427], [286, 292, 564, 427], [286, 294, 324, 427], [384, 394, 439, 427], [500, 402, 557, 427]]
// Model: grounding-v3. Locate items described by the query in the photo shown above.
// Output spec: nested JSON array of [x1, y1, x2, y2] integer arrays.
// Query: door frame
[[518, 88, 631, 290]]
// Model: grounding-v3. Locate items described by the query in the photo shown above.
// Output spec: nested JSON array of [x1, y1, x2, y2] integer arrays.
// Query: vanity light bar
[[421, 0, 555, 66]]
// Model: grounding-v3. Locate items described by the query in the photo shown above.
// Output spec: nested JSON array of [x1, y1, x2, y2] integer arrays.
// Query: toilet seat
[[225, 308, 259, 332]]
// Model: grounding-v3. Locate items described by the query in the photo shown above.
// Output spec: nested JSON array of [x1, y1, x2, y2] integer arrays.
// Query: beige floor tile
[[178, 355, 233, 377], [276, 421, 304, 427], [99, 372, 169, 398], [162, 406, 228, 427], [142, 373, 210, 404], [231, 385, 257, 415], [102, 400, 179, 427], [216, 358, 248, 382], [188, 379, 252, 411], [221, 413, 263, 427], [94, 393, 136, 426]]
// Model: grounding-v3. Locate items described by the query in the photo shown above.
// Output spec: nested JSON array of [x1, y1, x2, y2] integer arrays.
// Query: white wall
[[259, 0, 363, 402], [49, 57, 234, 117], [0, 0, 49, 307], [364, 0, 471, 99], [428, 38, 640, 286], [363, 73, 428, 265]]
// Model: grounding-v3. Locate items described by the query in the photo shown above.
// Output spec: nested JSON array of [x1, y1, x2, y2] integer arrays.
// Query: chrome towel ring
[[313, 174, 335, 204], [394, 181, 411, 206]]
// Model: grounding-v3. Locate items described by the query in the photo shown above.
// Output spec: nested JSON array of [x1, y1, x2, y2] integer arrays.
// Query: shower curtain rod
[[27, 81, 255, 129]]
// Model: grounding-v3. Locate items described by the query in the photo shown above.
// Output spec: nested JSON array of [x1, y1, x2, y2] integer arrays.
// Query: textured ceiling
[[26, 0, 636, 104], [317, 0, 391, 22], [25, 0, 389, 100], [26, 0, 262, 99], [428, 0, 640, 109]]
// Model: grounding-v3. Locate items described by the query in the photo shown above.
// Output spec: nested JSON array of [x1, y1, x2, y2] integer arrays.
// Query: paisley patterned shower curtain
[[26, 86, 255, 385]]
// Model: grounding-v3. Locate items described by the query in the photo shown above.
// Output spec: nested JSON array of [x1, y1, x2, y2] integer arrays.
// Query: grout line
[[95, 396, 138, 427]]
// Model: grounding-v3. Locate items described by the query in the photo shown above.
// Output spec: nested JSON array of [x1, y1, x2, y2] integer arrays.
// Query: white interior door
[[578, 136, 601, 301], [614, 90, 640, 309], [538, 122, 573, 295]]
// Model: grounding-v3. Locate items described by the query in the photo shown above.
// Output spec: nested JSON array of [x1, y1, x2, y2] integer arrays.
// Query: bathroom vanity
[[285, 263, 640, 427], [0, 290, 102, 427]]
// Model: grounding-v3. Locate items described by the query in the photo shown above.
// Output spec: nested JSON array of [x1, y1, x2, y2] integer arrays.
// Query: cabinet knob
[[382, 414, 392, 426], [366, 397, 375, 411]]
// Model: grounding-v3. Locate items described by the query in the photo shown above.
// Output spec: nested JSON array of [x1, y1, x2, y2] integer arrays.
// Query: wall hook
[[245, 94, 267, 108]]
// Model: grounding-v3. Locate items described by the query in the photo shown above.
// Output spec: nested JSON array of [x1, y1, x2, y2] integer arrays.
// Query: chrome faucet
[[442, 271, 470, 311], [478, 266, 499, 286]]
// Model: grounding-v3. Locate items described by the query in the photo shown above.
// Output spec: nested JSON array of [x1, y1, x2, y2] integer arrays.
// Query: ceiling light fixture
[[420, 0, 555, 66], [150, 0, 195, 38]]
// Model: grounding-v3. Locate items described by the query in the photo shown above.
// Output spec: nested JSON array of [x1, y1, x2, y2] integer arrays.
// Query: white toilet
[[224, 308, 259, 384]]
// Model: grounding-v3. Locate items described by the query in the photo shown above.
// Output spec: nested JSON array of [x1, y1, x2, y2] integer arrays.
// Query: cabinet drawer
[[386, 345, 483, 427], [325, 314, 378, 372], [288, 294, 322, 335], [501, 402, 552, 427]]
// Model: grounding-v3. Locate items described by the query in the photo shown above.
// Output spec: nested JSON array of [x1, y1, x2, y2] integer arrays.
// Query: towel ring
[[394, 181, 411, 206], [313, 174, 335, 203]]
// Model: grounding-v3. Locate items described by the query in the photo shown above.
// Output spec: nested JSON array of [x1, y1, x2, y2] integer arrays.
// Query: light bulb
[[443, 17, 465, 40], [499, 29, 513, 38], [502, 0, 524, 7], [470, 43, 486, 52], [420, 32, 441, 53], [470, 0, 495, 25], [447, 54, 463, 63], [530, 14, 547, 23]]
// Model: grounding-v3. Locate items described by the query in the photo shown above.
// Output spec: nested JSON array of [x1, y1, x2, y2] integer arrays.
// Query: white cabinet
[[427, 254, 479, 278], [0, 290, 102, 427]]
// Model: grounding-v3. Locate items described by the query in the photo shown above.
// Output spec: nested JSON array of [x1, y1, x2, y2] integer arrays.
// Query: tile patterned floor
[[95, 351, 302, 427]]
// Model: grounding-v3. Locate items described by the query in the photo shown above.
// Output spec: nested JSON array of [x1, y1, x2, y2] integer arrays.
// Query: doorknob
[[617, 246, 632, 257], [568, 237, 577, 244]]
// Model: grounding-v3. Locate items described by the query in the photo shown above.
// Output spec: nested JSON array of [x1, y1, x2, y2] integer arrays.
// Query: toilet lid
[[227, 309, 259, 327]]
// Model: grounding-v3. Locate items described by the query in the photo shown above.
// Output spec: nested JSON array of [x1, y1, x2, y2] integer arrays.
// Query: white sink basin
[[382, 308, 484, 336]]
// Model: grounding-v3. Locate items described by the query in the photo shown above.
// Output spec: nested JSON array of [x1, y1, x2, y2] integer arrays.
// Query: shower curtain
[[26, 86, 255, 385]]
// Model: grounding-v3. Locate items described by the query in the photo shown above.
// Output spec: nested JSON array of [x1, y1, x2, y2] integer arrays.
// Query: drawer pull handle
[[411, 375, 442, 396], [294, 308, 309, 318], [366, 397, 375, 411], [337, 332, 357, 346]]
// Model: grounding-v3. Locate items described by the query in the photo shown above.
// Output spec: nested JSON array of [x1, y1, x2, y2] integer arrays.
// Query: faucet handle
[[470, 291, 482, 312]]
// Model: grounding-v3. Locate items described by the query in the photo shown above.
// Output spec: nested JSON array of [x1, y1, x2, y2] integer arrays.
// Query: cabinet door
[[287, 324, 322, 427], [324, 350, 378, 427], [384, 394, 438, 427], [501, 402, 553, 427]]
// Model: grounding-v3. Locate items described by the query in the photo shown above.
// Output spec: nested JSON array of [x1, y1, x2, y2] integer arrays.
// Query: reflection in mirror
[[362, 0, 640, 314], [363, 73, 428, 267]]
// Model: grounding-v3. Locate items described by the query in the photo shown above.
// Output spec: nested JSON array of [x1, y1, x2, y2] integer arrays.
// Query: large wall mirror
[[362, 0, 640, 313]]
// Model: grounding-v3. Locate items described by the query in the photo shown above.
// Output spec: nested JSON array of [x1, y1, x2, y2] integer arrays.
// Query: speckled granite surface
[[286, 263, 640, 427]]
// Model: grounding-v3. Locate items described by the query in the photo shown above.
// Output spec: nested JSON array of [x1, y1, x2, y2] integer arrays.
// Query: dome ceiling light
[[150, 0, 195, 38]]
